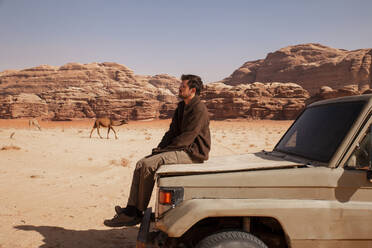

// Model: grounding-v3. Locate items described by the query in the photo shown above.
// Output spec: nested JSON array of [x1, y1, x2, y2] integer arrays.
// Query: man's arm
[[157, 107, 179, 149]]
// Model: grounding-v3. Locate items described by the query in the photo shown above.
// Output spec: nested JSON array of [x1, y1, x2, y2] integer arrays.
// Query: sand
[[0, 119, 292, 248]]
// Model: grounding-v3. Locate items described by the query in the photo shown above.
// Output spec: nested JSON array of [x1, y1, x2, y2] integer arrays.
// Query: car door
[[334, 123, 372, 247]]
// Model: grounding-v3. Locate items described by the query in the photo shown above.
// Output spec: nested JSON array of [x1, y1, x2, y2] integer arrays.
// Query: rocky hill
[[1, 43, 371, 121], [222, 43, 372, 95], [202, 82, 309, 120], [0, 62, 313, 120], [0, 62, 180, 120]]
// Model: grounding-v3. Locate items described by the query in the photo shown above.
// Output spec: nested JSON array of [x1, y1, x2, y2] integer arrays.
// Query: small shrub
[[30, 175, 42, 179], [120, 158, 130, 167], [109, 158, 130, 167], [1, 145, 21, 151]]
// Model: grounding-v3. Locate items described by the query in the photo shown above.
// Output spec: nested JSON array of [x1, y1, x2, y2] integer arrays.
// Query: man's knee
[[135, 158, 146, 170], [135, 154, 163, 172], [142, 156, 162, 174]]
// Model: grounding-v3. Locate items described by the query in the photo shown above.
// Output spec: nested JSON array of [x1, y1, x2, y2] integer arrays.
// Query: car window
[[275, 101, 365, 162]]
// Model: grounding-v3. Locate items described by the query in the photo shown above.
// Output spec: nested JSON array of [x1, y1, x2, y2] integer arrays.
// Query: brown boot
[[103, 212, 142, 227], [114, 205, 125, 214]]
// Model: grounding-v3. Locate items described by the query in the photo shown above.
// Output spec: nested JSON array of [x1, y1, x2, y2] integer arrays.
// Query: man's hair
[[181, 74, 203, 96]]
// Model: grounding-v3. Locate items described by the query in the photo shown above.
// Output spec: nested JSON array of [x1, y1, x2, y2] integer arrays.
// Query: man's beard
[[178, 92, 191, 99]]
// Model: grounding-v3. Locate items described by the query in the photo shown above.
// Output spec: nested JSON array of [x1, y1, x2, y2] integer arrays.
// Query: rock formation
[[305, 85, 368, 105], [0, 62, 179, 120], [202, 82, 309, 120], [222, 43, 372, 95], [1, 43, 371, 121]]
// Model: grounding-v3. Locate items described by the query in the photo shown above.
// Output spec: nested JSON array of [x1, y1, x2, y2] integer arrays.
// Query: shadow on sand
[[14, 225, 138, 248]]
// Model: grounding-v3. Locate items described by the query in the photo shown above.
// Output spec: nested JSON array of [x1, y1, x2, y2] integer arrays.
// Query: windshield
[[275, 101, 365, 162]]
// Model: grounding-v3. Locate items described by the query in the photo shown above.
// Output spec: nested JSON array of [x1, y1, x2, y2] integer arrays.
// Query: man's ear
[[191, 87, 196, 95]]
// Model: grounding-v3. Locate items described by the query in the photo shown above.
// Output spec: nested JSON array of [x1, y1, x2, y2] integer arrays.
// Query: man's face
[[178, 80, 195, 99]]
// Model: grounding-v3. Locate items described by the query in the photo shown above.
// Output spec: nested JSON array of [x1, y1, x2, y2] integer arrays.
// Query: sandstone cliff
[[222, 43, 372, 95], [202, 82, 309, 120], [0, 62, 179, 120], [0, 61, 313, 120], [2, 43, 371, 121]]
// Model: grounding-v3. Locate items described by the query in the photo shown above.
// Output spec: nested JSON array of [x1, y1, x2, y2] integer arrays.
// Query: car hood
[[156, 151, 304, 176]]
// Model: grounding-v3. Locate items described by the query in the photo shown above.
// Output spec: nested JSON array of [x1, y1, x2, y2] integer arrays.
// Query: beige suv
[[137, 94, 372, 248]]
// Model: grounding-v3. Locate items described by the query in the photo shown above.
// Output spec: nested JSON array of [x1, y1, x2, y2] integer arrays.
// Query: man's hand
[[152, 147, 162, 155]]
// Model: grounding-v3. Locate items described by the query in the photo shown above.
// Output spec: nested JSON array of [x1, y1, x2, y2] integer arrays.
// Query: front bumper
[[136, 208, 152, 247], [136, 208, 169, 247]]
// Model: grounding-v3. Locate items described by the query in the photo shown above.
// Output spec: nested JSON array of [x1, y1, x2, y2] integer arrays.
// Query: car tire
[[195, 230, 268, 248]]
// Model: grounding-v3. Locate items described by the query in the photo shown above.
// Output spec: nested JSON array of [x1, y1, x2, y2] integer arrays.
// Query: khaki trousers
[[127, 150, 194, 211]]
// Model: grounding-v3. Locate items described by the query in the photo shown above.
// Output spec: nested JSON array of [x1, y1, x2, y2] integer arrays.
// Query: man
[[104, 74, 211, 227]]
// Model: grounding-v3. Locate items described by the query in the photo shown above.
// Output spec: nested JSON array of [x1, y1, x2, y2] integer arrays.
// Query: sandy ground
[[0, 119, 292, 248]]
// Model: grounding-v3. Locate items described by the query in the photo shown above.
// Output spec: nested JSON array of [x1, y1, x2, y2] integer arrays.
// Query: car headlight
[[157, 187, 184, 218]]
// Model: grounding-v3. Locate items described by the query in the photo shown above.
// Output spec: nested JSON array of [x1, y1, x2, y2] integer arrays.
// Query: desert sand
[[0, 119, 291, 248]]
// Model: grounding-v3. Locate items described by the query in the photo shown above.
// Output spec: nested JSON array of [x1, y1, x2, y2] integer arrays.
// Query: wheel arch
[[178, 216, 290, 248]]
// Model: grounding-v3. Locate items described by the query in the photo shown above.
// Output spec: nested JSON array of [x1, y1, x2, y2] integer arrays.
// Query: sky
[[0, 0, 371, 83]]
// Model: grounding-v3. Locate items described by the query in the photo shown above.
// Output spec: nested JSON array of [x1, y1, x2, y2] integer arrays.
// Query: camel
[[89, 117, 128, 139], [29, 118, 41, 131]]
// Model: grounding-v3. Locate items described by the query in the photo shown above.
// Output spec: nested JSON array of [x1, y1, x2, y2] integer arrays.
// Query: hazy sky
[[0, 0, 371, 82]]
